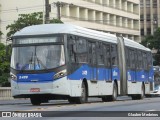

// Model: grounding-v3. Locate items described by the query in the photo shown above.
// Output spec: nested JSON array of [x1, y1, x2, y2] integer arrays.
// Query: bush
[[0, 73, 10, 87]]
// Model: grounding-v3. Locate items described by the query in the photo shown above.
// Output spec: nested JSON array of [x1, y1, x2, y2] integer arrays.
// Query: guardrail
[[0, 87, 13, 100]]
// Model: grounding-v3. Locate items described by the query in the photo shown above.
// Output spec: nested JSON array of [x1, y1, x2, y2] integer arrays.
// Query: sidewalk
[[0, 99, 30, 105]]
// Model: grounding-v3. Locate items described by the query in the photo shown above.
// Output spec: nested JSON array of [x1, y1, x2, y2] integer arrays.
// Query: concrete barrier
[[0, 87, 13, 100]]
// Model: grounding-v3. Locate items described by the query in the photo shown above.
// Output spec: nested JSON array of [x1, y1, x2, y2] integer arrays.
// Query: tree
[[2, 12, 63, 86], [0, 31, 2, 36], [141, 28, 160, 65], [6, 12, 63, 37], [0, 31, 3, 42], [0, 43, 10, 87]]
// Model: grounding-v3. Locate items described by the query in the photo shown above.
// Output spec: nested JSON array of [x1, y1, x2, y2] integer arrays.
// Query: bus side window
[[97, 42, 104, 65], [111, 44, 118, 67], [88, 42, 92, 64], [67, 36, 76, 63], [143, 52, 147, 70], [147, 52, 152, 70], [130, 49, 136, 69], [138, 51, 142, 69], [103, 44, 111, 67], [88, 42, 96, 65], [134, 49, 138, 69], [125, 47, 130, 68], [75, 38, 87, 63], [92, 43, 96, 65]]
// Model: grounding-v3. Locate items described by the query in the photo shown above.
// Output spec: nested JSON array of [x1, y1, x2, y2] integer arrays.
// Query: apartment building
[[140, 0, 160, 38], [0, 0, 140, 43]]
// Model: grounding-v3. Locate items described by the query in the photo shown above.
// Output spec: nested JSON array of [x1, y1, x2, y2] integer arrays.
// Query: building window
[[140, 0, 143, 7], [146, 0, 150, 7], [153, 0, 157, 8], [140, 15, 144, 21], [141, 29, 144, 36], [146, 14, 150, 21], [147, 28, 151, 35]]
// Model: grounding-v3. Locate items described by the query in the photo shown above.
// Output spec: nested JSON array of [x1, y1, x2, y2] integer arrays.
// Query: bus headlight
[[10, 73, 17, 81], [54, 69, 67, 80]]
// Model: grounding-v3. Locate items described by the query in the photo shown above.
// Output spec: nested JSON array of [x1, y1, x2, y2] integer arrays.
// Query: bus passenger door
[[88, 42, 97, 81]]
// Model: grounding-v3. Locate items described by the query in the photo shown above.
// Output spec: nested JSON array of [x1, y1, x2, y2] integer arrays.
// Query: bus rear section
[[117, 37, 154, 99]]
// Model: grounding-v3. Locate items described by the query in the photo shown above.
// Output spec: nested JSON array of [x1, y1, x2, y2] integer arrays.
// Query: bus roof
[[13, 24, 150, 52], [124, 38, 151, 52], [13, 24, 117, 43]]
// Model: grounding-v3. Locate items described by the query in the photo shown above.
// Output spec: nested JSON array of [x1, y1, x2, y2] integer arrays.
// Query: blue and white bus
[[10, 24, 154, 105]]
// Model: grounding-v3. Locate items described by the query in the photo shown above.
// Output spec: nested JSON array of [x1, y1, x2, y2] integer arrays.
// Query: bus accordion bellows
[[10, 24, 154, 105]]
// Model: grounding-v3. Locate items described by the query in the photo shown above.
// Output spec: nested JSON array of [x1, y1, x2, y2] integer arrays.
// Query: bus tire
[[75, 82, 87, 104], [68, 97, 76, 104], [30, 97, 41, 105], [145, 94, 152, 98], [102, 82, 117, 102]]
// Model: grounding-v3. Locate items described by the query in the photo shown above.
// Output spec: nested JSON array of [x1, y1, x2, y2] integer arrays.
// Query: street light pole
[[45, 0, 51, 24]]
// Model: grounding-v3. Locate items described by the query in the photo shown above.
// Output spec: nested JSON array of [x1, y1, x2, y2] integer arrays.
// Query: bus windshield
[[11, 45, 65, 71]]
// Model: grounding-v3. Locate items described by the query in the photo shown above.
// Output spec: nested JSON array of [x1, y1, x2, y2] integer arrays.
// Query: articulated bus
[[10, 24, 154, 105]]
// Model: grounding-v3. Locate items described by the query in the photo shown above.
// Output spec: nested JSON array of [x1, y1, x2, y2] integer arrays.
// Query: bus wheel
[[102, 82, 117, 102], [30, 97, 41, 105], [75, 82, 87, 104], [68, 97, 76, 104], [145, 94, 152, 98], [109, 82, 118, 101]]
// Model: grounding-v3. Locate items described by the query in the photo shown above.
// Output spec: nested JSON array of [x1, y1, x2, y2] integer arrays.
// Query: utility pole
[[45, 0, 51, 24], [54, 2, 65, 20], [56, 2, 61, 20]]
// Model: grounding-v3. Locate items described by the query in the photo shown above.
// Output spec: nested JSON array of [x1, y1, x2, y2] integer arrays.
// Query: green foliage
[[141, 28, 160, 66], [0, 43, 11, 87], [50, 18, 63, 23], [0, 31, 2, 36], [141, 35, 154, 49], [6, 12, 63, 37], [6, 12, 43, 37], [3, 12, 63, 86]]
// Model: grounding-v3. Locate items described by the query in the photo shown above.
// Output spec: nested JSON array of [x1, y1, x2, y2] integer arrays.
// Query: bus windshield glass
[[11, 37, 65, 71]]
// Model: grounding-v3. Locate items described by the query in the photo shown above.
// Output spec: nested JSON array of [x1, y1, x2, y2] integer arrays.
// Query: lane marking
[[146, 109, 156, 111]]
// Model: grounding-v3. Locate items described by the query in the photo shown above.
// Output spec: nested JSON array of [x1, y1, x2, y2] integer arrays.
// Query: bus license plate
[[30, 88, 40, 92]]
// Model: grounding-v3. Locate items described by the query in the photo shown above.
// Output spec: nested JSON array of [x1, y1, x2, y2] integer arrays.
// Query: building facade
[[0, 0, 140, 43], [140, 0, 160, 38]]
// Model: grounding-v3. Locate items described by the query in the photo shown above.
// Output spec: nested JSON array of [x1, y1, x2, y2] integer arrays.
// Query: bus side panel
[[67, 64, 92, 96], [127, 70, 143, 95], [127, 82, 142, 94], [67, 64, 115, 96], [136, 70, 145, 82], [11, 80, 20, 96]]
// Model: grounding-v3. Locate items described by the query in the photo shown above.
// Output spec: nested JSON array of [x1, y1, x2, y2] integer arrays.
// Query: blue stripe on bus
[[67, 64, 120, 81], [15, 65, 153, 83], [127, 67, 154, 82], [16, 72, 55, 83]]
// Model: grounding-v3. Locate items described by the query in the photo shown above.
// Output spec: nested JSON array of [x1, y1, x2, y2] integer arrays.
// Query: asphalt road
[[0, 96, 160, 120]]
